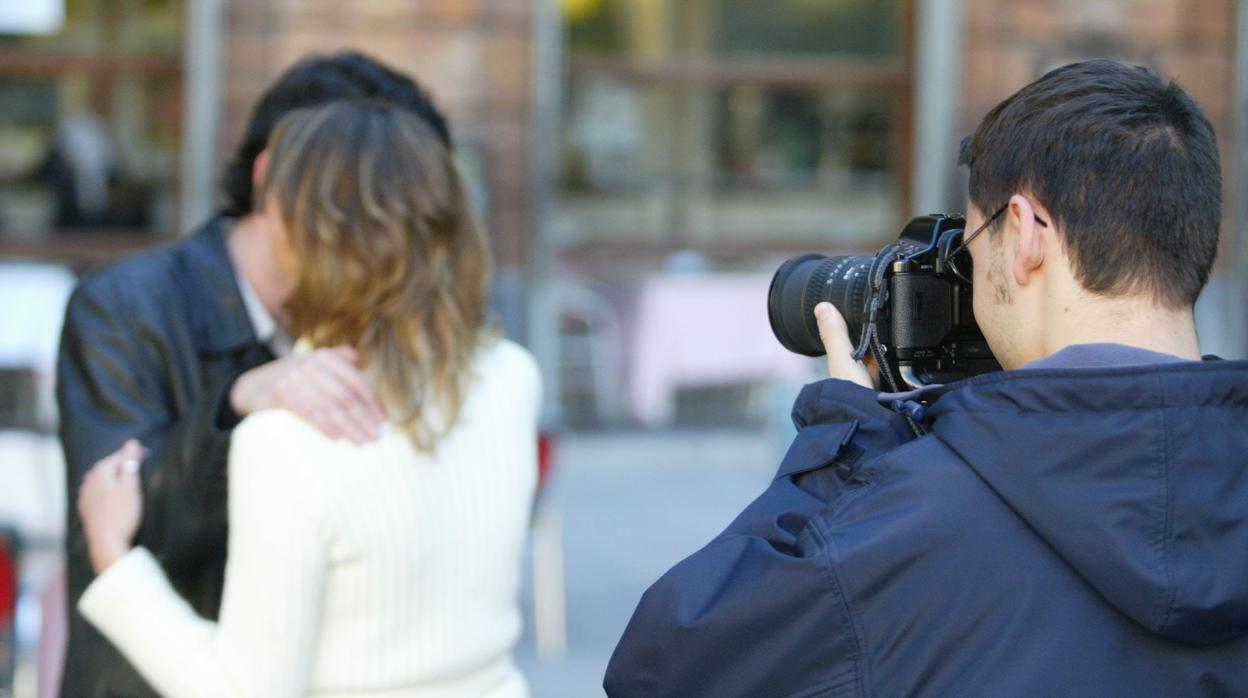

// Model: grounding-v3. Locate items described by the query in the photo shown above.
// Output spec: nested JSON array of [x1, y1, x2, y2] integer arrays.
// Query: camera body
[[883, 214, 999, 386], [768, 214, 1001, 391]]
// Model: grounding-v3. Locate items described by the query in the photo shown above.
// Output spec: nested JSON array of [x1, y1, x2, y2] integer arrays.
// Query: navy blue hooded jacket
[[605, 360, 1248, 697]]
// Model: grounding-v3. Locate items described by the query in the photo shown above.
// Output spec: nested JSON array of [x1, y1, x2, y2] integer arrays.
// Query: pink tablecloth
[[629, 274, 815, 426]]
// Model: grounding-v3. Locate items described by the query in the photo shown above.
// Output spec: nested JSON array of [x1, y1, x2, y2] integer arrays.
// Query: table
[[629, 273, 816, 426]]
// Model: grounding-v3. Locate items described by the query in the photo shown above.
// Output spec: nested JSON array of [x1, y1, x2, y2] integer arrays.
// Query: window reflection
[[716, 0, 901, 57], [0, 0, 181, 242], [558, 0, 910, 249]]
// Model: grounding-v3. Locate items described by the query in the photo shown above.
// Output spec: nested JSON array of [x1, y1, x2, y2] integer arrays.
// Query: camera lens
[[767, 254, 873, 356]]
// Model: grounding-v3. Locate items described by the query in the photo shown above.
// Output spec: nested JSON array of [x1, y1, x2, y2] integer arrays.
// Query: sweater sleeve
[[79, 410, 328, 698]]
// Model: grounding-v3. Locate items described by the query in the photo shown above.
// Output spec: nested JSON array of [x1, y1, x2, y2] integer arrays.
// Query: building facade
[[0, 0, 1244, 424]]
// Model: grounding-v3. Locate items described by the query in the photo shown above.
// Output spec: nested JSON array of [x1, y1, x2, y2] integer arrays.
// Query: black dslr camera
[[767, 214, 1000, 392]]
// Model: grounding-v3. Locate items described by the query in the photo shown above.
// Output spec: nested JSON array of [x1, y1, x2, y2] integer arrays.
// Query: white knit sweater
[[80, 340, 541, 698]]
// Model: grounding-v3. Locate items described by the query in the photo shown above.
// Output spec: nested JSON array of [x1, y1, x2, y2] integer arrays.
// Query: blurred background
[[1, 0, 1246, 695]]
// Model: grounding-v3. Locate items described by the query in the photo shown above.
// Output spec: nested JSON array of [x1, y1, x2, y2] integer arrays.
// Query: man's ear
[[1008, 194, 1046, 286], [251, 149, 272, 202]]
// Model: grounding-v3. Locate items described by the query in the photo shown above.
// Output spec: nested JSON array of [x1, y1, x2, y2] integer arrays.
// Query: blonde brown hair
[[263, 100, 491, 450]]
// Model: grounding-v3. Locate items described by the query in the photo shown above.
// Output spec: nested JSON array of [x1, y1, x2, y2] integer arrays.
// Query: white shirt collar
[[233, 269, 293, 358]]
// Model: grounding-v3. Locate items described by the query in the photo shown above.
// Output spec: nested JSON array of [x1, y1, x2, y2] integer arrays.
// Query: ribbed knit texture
[[80, 339, 541, 698]]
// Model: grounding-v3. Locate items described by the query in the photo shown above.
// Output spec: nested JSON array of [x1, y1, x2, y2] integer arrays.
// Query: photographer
[[605, 59, 1248, 696]]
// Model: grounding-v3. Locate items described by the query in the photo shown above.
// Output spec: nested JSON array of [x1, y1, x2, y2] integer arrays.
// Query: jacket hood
[[927, 360, 1248, 645]]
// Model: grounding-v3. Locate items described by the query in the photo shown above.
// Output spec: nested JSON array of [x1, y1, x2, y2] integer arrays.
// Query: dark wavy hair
[[220, 51, 451, 217]]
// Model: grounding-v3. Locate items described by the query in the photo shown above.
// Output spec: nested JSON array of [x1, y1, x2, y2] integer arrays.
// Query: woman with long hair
[[75, 100, 540, 697]]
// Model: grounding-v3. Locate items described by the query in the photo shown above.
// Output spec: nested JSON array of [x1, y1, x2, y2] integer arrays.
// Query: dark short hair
[[220, 51, 451, 217], [958, 59, 1221, 308]]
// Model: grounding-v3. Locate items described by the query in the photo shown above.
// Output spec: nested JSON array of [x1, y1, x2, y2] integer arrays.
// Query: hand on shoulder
[[230, 346, 386, 444]]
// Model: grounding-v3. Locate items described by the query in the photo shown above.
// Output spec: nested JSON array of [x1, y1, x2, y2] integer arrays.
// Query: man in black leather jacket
[[56, 52, 452, 697]]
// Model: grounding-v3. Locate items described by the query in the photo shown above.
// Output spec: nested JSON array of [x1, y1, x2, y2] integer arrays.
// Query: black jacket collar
[[177, 216, 257, 354]]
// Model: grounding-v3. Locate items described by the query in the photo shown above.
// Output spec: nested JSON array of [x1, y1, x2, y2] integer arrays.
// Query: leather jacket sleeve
[[58, 283, 236, 584]]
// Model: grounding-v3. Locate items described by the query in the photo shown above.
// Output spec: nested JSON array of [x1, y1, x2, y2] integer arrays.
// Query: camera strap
[[851, 242, 899, 374], [852, 243, 928, 438]]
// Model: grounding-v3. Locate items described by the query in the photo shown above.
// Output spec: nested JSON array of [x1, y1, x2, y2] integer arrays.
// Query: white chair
[[531, 275, 626, 427], [0, 261, 77, 431], [0, 260, 75, 697]]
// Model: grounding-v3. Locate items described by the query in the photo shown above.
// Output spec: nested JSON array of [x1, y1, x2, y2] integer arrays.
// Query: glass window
[[0, 0, 181, 252], [557, 0, 911, 253], [715, 0, 901, 56]]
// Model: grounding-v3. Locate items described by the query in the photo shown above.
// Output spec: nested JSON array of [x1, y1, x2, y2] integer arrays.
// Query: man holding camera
[[605, 59, 1247, 696]]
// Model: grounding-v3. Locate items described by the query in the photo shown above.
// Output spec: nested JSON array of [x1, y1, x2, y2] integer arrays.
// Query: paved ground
[[513, 429, 785, 697]]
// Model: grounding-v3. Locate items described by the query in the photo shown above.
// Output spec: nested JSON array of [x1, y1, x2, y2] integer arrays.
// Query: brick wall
[[960, 0, 1235, 201], [962, 0, 1234, 134], [221, 0, 535, 271]]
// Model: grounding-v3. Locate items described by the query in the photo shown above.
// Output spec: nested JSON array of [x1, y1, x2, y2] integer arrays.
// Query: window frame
[[556, 0, 917, 259], [0, 2, 184, 272]]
